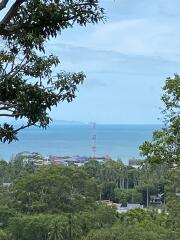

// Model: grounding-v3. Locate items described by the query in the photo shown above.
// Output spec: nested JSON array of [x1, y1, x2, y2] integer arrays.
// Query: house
[[149, 194, 163, 205], [2, 182, 12, 188], [128, 159, 143, 169], [117, 203, 143, 213]]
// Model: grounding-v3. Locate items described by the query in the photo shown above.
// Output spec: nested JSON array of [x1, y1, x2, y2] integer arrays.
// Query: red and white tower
[[92, 122, 96, 159]]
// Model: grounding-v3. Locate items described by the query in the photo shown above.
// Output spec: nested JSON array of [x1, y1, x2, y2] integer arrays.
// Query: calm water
[[0, 124, 161, 163]]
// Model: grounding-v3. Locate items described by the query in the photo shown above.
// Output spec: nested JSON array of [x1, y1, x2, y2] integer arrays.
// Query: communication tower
[[92, 122, 96, 159]]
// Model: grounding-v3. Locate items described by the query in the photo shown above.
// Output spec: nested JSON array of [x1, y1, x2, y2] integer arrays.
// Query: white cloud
[[79, 18, 180, 59]]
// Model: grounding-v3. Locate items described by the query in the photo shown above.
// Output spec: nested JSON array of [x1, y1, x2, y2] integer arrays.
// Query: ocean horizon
[[0, 123, 162, 163]]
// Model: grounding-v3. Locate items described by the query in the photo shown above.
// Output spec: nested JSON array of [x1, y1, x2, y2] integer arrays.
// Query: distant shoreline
[[0, 124, 162, 162]]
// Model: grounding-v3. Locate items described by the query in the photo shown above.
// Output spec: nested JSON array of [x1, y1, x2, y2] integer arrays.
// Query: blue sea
[[0, 124, 161, 163]]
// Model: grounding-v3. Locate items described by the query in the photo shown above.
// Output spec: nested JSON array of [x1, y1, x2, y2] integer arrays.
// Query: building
[[117, 203, 143, 213], [128, 159, 143, 168]]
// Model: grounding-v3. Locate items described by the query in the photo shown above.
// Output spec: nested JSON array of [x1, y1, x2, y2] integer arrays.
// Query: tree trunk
[[146, 186, 149, 208]]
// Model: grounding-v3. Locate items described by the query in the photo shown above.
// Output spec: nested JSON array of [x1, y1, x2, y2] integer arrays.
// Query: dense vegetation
[[0, 156, 179, 240]]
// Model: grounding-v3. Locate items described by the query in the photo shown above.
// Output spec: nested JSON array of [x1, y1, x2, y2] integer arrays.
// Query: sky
[[8, 0, 180, 124], [45, 0, 180, 124]]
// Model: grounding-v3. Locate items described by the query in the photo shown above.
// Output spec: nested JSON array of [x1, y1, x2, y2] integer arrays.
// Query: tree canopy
[[0, 146, 179, 240], [140, 75, 180, 165], [0, 0, 104, 143]]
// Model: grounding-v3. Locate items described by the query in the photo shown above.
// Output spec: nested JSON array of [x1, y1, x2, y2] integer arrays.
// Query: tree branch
[[0, 0, 9, 11], [5, 58, 29, 78], [0, 1, 103, 36], [0, 113, 21, 117], [0, 114, 14, 117], [0, 106, 14, 111], [14, 123, 35, 133], [1, 0, 25, 25], [0, 101, 17, 106]]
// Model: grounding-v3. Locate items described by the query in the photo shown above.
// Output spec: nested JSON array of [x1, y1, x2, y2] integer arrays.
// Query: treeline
[[84, 159, 167, 206], [0, 156, 179, 240], [0, 155, 168, 207]]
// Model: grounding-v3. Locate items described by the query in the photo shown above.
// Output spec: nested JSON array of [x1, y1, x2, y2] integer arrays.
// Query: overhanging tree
[[0, 0, 104, 142], [139, 75, 180, 236], [140, 75, 180, 165]]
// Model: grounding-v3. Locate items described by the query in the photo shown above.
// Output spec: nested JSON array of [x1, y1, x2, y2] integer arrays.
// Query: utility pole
[[146, 186, 149, 208]]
